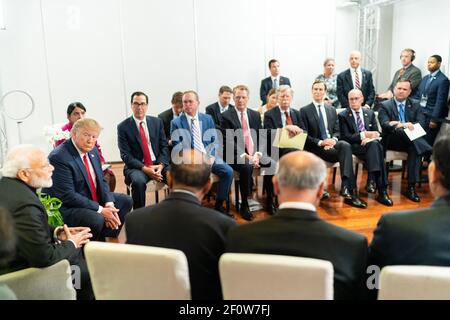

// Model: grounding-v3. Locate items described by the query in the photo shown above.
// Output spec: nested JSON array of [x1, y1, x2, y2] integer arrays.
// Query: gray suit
[[387, 64, 422, 96]]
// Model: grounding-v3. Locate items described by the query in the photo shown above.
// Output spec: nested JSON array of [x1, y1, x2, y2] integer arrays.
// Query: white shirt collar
[[279, 201, 316, 212], [353, 66, 361, 73], [133, 115, 146, 127], [279, 106, 290, 114]]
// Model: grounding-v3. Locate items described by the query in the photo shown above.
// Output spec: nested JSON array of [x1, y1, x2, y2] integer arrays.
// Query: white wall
[[390, 0, 450, 79], [0, 0, 358, 162]]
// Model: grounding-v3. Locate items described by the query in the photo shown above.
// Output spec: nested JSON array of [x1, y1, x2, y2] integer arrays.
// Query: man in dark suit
[[378, 48, 422, 100], [0, 145, 93, 299], [368, 135, 450, 296], [260, 59, 291, 105], [413, 54, 450, 148], [221, 85, 276, 220], [226, 151, 368, 300], [118, 91, 170, 209], [45, 118, 132, 241], [378, 80, 432, 202], [158, 91, 184, 141], [263, 85, 303, 159], [205, 85, 234, 131], [171, 90, 233, 214], [337, 51, 376, 109], [125, 149, 236, 300], [300, 80, 366, 208], [339, 89, 393, 206]]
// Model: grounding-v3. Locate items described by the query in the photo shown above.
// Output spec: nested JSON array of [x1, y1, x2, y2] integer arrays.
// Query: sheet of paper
[[273, 128, 307, 149], [403, 123, 426, 141]]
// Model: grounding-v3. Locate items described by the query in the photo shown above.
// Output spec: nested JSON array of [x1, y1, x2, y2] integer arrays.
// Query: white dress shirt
[[314, 102, 330, 139], [350, 67, 363, 89], [279, 106, 291, 128], [351, 107, 368, 140]]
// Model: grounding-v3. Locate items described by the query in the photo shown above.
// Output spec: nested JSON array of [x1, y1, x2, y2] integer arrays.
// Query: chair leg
[[354, 163, 359, 181], [155, 191, 159, 203], [332, 168, 337, 185], [234, 179, 240, 212], [401, 161, 406, 179]]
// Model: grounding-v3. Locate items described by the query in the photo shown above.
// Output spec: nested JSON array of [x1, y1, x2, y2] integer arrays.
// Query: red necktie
[[139, 121, 153, 166], [83, 154, 98, 202], [285, 111, 293, 126], [241, 111, 254, 156]]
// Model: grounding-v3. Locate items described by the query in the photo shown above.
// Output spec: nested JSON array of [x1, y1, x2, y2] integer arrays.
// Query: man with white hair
[[0, 145, 93, 300], [226, 151, 368, 300]]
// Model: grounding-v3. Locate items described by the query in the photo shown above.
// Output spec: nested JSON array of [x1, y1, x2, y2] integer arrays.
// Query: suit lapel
[[129, 116, 145, 151], [324, 106, 334, 133], [345, 70, 353, 89], [274, 108, 283, 128], [146, 116, 157, 155], [363, 110, 371, 131], [68, 140, 94, 193], [180, 113, 190, 131], [347, 110, 358, 133], [230, 109, 242, 129]]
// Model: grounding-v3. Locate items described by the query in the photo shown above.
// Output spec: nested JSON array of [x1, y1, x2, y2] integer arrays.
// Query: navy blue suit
[[205, 102, 234, 131], [117, 115, 169, 209], [171, 112, 233, 202], [413, 70, 450, 146], [263, 107, 302, 159], [337, 68, 376, 109], [44, 139, 132, 240], [378, 98, 432, 184], [338, 108, 388, 190], [260, 76, 291, 105]]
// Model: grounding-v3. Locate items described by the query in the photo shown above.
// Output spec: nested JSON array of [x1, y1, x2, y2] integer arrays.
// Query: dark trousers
[[125, 166, 168, 209], [351, 139, 387, 190], [384, 131, 421, 184], [61, 192, 133, 240], [307, 140, 356, 190], [424, 115, 441, 147]]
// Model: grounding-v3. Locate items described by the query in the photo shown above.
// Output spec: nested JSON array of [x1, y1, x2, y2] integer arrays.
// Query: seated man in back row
[[45, 118, 133, 241], [338, 89, 393, 207], [118, 91, 170, 209], [378, 79, 432, 202]]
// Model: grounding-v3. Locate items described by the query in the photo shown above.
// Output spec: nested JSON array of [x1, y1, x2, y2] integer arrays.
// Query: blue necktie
[[356, 111, 365, 132], [424, 74, 433, 93], [398, 103, 405, 123], [317, 105, 328, 140]]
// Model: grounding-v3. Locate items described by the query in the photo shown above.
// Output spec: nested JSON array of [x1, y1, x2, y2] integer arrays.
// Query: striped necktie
[[354, 70, 361, 89], [191, 118, 205, 153]]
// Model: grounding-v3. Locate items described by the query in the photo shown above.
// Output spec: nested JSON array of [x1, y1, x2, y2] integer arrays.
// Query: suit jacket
[[378, 98, 431, 155], [0, 177, 79, 273], [338, 108, 379, 145], [226, 208, 368, 300], [388, 64, 422, 96], [170, 112, 220, 157], [263, 107, 302, 157], [337, 68, 376, 109], [369, 195, 450, 272], [205, 102, 235, 131], [125, 191, 237, 300], [117, 116, 170, 171], [220, 107, 264, 163], [158, 108, 176, 139], [299, 103, 340, 149], [44, 139, 113, 211], [260, 76, 291, 104], [413, 70, 450, 122]]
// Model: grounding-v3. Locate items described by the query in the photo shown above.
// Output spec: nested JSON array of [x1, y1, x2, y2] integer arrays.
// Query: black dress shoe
[[376, 191, 393, 206], [405, 186, 420, 202], [266, 202, 277, 215], [344, 196, 367, 209], [321, 191, 330, 200], [366, 180, 376, 193], [240, 205, 253, 221], [339, 186, 352, 199]]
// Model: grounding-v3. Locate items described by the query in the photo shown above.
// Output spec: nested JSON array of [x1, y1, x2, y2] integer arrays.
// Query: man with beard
[[0, 145, 93, 299]]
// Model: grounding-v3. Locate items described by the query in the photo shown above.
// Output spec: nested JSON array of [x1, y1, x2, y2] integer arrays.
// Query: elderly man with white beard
[[0, 145, 94, 300]]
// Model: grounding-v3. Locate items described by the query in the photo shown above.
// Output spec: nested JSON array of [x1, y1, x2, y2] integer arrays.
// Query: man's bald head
[[349, 50, 362, 69], [276, 151, 327, 191]]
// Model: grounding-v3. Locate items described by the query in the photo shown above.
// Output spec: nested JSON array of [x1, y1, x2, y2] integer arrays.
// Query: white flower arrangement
[[43, 125, 71, 146]]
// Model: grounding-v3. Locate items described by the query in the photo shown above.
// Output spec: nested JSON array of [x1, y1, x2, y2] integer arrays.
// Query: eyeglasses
[[132, 102, 148, 108]]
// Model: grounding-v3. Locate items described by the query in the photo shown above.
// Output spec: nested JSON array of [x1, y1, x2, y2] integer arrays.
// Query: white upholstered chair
[[0, 259, 76, 300], [219, 253, 334, 300], [378, 265, 450, 300], [84, 241, 191, 300]]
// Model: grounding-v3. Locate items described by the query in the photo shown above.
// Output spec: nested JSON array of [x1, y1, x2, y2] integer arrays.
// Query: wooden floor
[[111, 163, 433, 244]]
